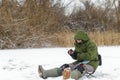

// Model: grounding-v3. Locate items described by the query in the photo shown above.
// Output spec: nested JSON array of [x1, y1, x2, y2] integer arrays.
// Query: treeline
[[0, 0, 120, 49], [66, 0, 120, 32]]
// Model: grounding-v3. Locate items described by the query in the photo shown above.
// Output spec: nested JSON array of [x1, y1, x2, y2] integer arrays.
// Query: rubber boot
[[70, 69, 82, 80], [38, 65, 61, 79]]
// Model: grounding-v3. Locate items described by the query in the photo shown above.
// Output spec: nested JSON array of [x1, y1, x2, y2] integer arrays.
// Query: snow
[[0, 46, 120, 80]]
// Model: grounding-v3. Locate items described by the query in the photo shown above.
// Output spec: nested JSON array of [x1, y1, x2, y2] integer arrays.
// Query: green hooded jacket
[[73, 31, 99, 70]]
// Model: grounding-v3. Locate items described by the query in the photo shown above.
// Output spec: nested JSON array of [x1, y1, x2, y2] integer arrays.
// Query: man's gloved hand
[[68, 49, 77, 59], [68, 49, 74, 55]]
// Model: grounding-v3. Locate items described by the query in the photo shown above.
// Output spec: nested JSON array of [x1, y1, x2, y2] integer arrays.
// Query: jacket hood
[[74, 30, 89, 41]]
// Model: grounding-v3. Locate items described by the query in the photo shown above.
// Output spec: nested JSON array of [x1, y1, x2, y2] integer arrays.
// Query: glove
[[68, 49, 77, 59], [60, 64, 69, 71], [68, 49, 74, 55], [63, 68, 70, 80], [75, 64, 85, 74]]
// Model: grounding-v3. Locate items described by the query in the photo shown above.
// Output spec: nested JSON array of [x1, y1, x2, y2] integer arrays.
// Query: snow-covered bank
[[0, 46, 120, 80]]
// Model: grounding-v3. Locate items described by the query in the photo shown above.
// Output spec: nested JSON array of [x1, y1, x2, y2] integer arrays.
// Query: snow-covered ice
[[0, 46, 120, 80]]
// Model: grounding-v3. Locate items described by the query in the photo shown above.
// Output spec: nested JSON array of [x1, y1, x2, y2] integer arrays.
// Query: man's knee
[[71, 69, 82, 80]]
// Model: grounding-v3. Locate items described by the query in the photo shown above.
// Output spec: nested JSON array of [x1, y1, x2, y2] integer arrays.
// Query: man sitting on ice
[[38, 30, 100, 80]]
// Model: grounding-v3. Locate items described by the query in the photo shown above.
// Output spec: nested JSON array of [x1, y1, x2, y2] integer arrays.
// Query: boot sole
[[38, 65, 43, 77]]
